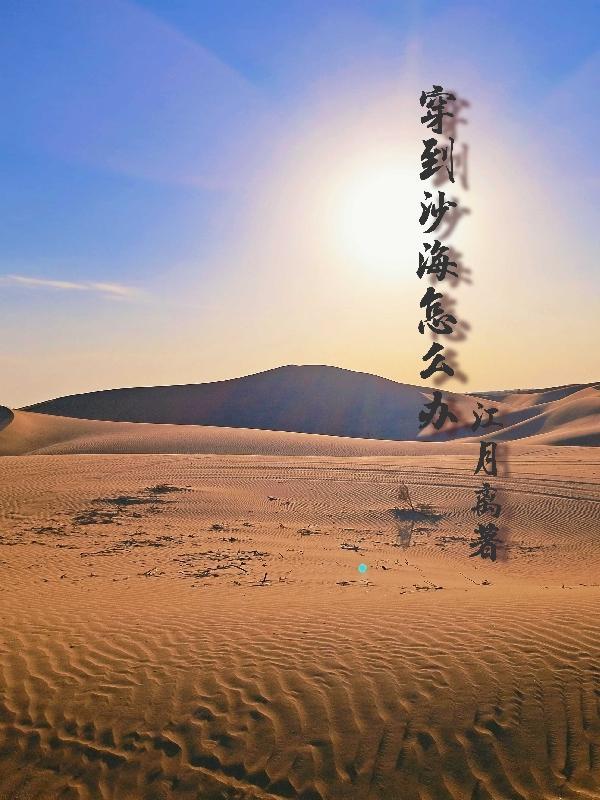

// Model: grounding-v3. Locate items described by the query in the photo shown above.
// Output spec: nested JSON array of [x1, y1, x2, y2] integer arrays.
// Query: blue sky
[[1, 0, 598, 406]]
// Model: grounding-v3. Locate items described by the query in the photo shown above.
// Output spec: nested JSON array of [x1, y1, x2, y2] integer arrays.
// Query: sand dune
[[461, 386, 600, 447], [19, 366, 600, 447], [24, 365, 439, 440], [1, 383, 598, 458]]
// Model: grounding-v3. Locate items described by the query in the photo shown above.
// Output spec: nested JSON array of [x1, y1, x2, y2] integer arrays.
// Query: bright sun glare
[[334, 160, 417, 274]]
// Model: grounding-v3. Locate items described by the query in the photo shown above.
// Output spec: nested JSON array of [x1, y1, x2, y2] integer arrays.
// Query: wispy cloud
[[1, 274, 138, 298]]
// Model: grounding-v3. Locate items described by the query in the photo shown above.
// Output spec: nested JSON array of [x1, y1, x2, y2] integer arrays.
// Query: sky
[[1, 0, 599, 407]]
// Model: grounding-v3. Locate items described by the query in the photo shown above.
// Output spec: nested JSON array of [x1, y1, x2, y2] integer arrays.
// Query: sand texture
[[1, 371, 599, 799]]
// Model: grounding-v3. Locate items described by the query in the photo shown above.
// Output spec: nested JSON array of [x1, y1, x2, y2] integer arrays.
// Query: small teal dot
[[358, 563, 368, 574]]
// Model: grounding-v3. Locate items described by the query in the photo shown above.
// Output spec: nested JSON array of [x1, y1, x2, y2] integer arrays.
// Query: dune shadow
[[0, 406, 14, 432]]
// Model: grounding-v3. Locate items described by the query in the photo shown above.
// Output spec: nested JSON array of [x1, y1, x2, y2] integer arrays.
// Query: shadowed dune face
[[24, 365, 437, 440], [0, 406, 14, 432]]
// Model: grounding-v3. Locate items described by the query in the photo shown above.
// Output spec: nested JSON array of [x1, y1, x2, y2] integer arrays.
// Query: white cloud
[[2, 274, 138, 298]]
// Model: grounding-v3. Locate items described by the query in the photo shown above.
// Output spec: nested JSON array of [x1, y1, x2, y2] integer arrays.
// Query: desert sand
[[1, 368, 599, 799]]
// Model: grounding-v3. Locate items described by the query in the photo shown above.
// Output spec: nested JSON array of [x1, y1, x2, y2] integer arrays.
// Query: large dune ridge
[[11, 365, 600, 452], [1, 367, 600, 799], [23, 365, 441, 439]]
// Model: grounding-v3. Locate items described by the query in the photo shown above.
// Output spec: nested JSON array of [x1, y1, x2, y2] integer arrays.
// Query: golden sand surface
[[1, 439, 599, 799]]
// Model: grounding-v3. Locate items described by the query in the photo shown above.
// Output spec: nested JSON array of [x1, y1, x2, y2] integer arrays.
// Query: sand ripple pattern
[[0, 452, 599, 799], [1, 596, 600, 799]]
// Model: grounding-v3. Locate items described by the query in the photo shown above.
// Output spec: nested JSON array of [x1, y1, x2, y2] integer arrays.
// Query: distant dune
[[23, 365, 441, 440], [2, 366, 597, 454]]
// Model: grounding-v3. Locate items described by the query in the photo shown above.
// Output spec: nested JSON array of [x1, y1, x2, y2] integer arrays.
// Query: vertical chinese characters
[[418, 85, 462, 381], [416, 86, 506, 561]]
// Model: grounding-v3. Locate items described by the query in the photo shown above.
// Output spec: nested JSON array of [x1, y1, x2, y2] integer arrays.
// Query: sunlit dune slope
[[0, 408, 433, 457], [460, 386, 600, 446]]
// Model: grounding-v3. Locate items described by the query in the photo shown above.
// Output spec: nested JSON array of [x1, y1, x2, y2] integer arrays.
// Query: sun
[[332, 157, 418, 275]]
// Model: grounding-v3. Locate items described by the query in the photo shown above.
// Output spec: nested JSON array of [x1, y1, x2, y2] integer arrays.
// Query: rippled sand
[[0, 445, 599, 799]]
